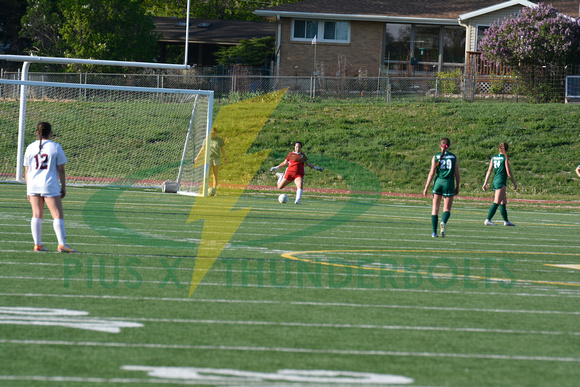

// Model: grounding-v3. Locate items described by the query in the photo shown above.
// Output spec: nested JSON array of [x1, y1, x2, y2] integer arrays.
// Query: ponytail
[[37, 122, 52, 154], [499, 142, 509, 155], [435, 138, 450, 168]]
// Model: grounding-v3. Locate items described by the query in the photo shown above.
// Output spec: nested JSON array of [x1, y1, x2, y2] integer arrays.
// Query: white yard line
[[100, 316, 577, 336], [0, 339, 578, 362], [1, 292, 579, 314]]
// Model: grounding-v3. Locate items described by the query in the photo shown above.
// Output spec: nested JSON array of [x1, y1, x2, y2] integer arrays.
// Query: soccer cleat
[[440, 222, 446, 237], [504, 221, 515, 226], [484, 219, 497, 226], [58, 244, 78, 253], [432, 232, 438, 238], [295, 201, 301, 205], [34, 244, 48, 252]]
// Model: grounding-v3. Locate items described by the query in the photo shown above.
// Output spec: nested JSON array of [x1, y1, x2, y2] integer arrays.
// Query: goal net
[[0, 79, 213, 196]]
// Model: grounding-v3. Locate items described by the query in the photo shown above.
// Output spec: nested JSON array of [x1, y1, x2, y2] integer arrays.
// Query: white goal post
[[0, 78, 214, 196]]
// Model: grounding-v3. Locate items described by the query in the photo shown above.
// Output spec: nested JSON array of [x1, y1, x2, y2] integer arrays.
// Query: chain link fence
[[0, 67, 576, 102]]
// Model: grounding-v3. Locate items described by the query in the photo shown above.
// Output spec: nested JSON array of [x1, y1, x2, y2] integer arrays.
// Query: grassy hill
[[2, 93, 579, 201], [234, 97, 580, 200]]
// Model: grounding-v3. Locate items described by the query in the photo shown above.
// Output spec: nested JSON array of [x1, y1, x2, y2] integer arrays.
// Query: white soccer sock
[[53, 218, 66, 246], [276, 172, 284, 185], [31, 217, 43, 246], [295, 188, 303, 203]]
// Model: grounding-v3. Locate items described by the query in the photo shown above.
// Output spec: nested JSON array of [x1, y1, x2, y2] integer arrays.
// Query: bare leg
[[494, 186, 507, 205], [29, 195, 45, 218], [431, 194, 443, 215], [442, 196, 454, 213], [45, 196, 64, 220], [211, 165, 220, 189]]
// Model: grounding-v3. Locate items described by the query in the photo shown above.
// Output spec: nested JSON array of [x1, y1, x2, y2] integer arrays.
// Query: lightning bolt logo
[[187, 89, 287, 297]]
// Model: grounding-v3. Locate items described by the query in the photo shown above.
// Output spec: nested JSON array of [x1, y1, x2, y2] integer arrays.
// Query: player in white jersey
[[23, 122, 77, 253]]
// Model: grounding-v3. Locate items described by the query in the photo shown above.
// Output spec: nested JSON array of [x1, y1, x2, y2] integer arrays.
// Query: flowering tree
[[479, 3, 580, 67]]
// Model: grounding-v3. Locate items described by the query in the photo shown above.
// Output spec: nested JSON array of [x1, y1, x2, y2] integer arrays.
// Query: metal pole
[[184, 0, 191, 66], [16, 61, 30, 183]]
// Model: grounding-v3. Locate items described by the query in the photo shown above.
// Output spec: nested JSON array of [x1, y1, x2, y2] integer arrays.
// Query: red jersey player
[[270, 141, 323, 204]]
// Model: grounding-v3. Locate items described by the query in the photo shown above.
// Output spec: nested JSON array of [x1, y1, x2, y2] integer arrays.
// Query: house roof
[[154, 16, 276, 45], [255, 0, 580, 22], [459, 0, 537, 20]]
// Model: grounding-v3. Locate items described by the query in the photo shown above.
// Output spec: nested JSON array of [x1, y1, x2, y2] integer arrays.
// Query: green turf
[[0, 183, 579, 386]]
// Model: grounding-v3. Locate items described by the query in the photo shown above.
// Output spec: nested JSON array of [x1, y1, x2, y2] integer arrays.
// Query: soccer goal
[[0, 78, 213, 196]]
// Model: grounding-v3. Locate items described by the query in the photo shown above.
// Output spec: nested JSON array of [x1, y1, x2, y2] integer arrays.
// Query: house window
[[385, 23, 412, 62], [292, 20, 350, 43], [443, 26, 466, 63], [293, 20, 318, 39], [476, 25, 489, 51], [414, 26, 440, 63], [324, 21, 349, 40], [385, 23, 465, 72]]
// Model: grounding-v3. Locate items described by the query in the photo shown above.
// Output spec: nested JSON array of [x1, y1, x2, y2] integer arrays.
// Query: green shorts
[[492, 178, 506, 191], [432, 178, 455, 197]]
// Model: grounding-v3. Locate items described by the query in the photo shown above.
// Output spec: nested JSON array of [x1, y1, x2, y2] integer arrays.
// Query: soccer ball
[[278, 193, 288, 203], [208, 187, 216, 196]]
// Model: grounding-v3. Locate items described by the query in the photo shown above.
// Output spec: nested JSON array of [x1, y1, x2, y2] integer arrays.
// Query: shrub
[[436, 69, 462, 94]]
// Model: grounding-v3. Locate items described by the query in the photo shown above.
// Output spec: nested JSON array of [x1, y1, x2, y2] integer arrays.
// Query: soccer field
[[0, 183, 579, 386]]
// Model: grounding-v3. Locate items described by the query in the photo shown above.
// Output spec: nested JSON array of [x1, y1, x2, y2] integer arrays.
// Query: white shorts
[[27, 191, 61, 198]]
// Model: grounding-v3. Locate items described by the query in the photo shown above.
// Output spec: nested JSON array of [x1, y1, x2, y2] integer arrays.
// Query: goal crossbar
[[0, 54, 190, 70]]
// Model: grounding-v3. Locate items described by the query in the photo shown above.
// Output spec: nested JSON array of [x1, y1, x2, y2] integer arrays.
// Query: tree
[[479, 3, 580, 102], [20, 0, 64, 57], [142, 0, 187, 17], [189, 0, 302, 21], [20, 0, 160, 72], [59, 0, 159, 65], [142, 0, 303, 21], [479, 3, 580, 67], [0, 0, 29, 54]]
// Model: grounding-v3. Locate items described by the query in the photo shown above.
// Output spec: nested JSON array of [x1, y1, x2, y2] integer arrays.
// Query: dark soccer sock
[[442, 211, 450, 224], [499, 204, 508, 221], [487, 203, 499, 220], [431, 215, 438, 233]]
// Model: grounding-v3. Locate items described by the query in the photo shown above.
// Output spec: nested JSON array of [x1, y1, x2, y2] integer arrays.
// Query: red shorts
[[283, 170, 303, 182]]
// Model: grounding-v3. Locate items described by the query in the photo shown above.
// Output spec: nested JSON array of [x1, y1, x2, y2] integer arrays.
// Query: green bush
[[489, 75, 506, 94], [436, 69, 462, 94]]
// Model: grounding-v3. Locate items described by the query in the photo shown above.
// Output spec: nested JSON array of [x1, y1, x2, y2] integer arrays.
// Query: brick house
[[255, 0, 579, 77]]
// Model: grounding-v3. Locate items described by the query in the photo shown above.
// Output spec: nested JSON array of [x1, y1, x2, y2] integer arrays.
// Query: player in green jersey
[[482, 142, 517, 226], [423, 138, 460, 238]]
